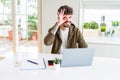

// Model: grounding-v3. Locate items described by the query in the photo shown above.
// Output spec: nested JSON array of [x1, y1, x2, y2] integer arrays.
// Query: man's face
[[63, 15, 72, 27]]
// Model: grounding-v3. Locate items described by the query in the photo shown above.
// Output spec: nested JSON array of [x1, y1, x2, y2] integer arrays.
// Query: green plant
[[100, 26, 106, 32], [83, 21, 99, 29], [100, 22, 106, 32], [112, 30, 115, 35], [53, 58, 61, 64], [27, 15, 37, 30], [110, 30, 115, 37], [83, 22, 90, 29], [27, 15, 37, 40], [112, 21, 119, 27], [90, 21, 99, 29], [4, 20, 10, 25]]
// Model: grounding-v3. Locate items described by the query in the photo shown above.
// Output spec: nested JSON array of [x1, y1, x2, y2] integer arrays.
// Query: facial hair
[[63, 21, 71, 27]]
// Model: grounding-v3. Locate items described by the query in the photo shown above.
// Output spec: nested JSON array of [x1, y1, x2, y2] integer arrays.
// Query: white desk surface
[[1, 53, 120, 80]]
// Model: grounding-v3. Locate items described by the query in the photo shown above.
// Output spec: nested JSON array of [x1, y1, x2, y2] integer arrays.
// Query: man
[[44, 5, 88, 54]]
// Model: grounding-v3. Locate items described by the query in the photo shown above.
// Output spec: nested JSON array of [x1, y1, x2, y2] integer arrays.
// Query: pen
[[27, 60, 39, 65], [43, 58, 46, 68]]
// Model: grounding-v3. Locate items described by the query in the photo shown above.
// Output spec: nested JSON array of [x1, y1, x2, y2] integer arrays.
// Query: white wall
[[88, 43, 120, 58], [42, 0, 80, 53]]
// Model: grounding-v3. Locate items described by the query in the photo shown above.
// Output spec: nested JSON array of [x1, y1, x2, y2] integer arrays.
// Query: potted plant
[[112, 20, 119, 27], [100, 23, 106, 36], [83, 21, 99, 37], [100, 26, 106, 32], [83, 21, 99, 29], [111, 20, 120, 37], [8, 23, 23, 41], [83, 22, 90, 29], [54, 58, 60, 64], [111, 30, 115, 37], [53, 58, 61, 70], [90, 21, 99, 29], [27, 15, 37, 40]]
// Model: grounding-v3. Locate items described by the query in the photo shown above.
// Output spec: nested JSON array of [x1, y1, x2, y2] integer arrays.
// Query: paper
[[21, 56, 46, 70]]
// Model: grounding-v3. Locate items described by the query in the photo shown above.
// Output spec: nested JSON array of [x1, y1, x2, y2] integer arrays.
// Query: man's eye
[[69, 16, 72, 18], [63, 17, 66, 19]]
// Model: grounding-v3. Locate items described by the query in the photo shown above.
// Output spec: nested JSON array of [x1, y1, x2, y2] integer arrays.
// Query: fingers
[[61, 9, 65, 15], [57, 9, 66, 25], [58, 9, 65, 15]]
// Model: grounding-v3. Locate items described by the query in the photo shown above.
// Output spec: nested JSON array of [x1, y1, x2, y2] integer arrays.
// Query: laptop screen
[[61, 48, 95, 67]]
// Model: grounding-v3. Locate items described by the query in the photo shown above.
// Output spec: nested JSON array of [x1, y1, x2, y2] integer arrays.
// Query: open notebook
[[21, 56, 46, 70]]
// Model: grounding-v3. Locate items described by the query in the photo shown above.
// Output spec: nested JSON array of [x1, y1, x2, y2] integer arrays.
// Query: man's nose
[[65, 17, 69, 21]]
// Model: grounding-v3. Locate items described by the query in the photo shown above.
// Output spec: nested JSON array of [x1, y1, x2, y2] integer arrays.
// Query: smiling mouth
[[63, 22, 71, 27], [64, 21, 71, 23]]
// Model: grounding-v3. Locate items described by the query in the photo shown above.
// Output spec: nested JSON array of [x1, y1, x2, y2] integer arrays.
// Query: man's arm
[[77, 29, 88, 48], [44, 23, 59, 46], [44, 9, 66, 46]]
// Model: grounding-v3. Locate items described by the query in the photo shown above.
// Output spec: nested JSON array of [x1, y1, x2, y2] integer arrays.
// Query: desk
[[0, 53, 120, 80]]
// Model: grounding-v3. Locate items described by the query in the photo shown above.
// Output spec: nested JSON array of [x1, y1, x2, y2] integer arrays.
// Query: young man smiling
[[44, 5, 88, 54]]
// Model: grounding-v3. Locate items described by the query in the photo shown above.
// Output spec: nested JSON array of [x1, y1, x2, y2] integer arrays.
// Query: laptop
[[61, 48, 95, 67]]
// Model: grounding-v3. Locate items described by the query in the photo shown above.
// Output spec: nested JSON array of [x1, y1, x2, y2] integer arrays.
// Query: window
[[80, 2, 120, 37], [0, 0, 42, 55], [0, 0, 12, 54]]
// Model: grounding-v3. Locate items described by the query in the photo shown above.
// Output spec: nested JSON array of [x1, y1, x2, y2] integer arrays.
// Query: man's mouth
[[64, 21, 71, 24], [63, 21, 71, 27]]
